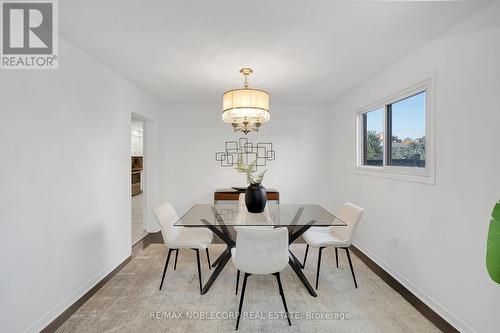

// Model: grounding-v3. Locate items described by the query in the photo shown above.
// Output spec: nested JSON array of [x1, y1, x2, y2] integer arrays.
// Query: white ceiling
[[60, 0, 490, 106]]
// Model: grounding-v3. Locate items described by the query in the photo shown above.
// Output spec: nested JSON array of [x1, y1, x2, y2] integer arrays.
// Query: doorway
[[131, 116, 148, 244]]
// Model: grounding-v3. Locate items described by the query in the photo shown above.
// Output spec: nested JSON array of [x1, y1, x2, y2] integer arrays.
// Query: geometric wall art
[[215, 137, 275, 172]]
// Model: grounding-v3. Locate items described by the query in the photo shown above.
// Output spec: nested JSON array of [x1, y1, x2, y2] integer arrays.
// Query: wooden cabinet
[[131, 156, 143, 196], [214, 188, 279, 203], [131, 179, 141, 196]]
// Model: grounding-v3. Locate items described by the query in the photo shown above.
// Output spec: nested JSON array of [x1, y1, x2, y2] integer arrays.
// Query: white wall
[[327, 1, 500, 332], [161, 104, 331, 215], [2, 2, 497, 332], [0, 38, 165, 332], [131, 131, 144, 156], [131, 134, 143, 156]]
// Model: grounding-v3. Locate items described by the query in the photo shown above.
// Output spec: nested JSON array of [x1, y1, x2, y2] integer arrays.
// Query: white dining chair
[[302, 202, 364, 290], [231, 227, 291, 330], [154, 202, 213, 294], [234, 193, 274, 295]]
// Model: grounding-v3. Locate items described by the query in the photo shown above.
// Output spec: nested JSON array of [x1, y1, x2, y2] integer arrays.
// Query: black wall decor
[[215, 138, 275, 171]]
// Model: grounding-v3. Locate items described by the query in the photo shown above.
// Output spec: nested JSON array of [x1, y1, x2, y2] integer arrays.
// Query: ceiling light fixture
[[222, 68, 270, 135]]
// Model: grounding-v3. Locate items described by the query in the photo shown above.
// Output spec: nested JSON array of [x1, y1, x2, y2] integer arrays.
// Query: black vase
[[245, 183, 267, 213]]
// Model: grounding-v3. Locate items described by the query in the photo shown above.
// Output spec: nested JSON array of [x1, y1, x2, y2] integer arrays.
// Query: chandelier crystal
[[222, 68, 270, 134]]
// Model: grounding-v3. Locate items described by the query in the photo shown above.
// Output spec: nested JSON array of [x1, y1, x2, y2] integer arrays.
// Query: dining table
[[174, 203, 346, 297]]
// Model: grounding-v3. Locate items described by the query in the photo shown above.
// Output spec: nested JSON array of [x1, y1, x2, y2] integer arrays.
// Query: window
[[362, 108, 384, 166], [387, 92, 426, 167], [356, 81, 434, 183]]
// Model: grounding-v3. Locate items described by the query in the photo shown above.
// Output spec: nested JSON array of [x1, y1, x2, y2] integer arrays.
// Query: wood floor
[[57, 244, 440, 333]]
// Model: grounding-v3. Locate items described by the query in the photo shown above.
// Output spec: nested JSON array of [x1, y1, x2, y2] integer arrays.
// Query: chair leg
[[274, 272, 291, 326], [345, 248, 358, 288], [335, 247, 338, 268], [303, 244, 309, 268], [206, 248, 211, 270], [315, 247, 324, 290], [236, 269, 240, 295], [236, 273, 250, 330], [194, 249, 203, 294], [159, 248, 173, 290], [173, 249, 179, 270]]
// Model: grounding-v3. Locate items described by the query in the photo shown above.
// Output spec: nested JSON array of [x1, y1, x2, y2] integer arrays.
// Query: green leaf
[[233, 155, 268, 185]]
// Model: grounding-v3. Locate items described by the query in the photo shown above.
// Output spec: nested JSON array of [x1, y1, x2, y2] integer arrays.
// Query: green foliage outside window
[[366, 130, 382, 160], [394, 142, 425, 161]]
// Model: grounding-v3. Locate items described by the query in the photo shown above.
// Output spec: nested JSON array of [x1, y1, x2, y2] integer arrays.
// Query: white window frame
[[355, 79, 435, 184]]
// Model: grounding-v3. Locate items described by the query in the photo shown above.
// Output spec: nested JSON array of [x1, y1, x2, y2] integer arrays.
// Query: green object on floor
[[487, 202, 500, 283]]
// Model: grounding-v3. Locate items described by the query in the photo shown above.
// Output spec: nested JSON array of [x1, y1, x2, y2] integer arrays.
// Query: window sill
[[354, 166, 435, 185]]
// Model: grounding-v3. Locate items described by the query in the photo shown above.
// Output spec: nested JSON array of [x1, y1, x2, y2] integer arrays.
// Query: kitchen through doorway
[[131, 116, 148, 244]]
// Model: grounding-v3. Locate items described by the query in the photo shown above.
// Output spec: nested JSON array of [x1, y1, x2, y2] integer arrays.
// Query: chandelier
[[222, 68, 270, 134]]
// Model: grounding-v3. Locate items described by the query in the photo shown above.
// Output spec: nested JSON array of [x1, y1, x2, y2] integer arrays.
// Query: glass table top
[[175, 204, 346, 227]]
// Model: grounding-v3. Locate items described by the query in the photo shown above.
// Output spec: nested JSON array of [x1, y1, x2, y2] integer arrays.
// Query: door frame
[[131, 112, 160, 241]]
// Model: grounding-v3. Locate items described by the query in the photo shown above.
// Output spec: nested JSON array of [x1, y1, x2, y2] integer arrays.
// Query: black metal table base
[[199, 217, 318, 297], [288, 255, 317, 297], [201, 247, 232, 294], [289, 250, 304, 269]]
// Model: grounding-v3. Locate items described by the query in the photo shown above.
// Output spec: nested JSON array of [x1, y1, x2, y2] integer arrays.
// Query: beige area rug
[[57, 244, 440, 333]]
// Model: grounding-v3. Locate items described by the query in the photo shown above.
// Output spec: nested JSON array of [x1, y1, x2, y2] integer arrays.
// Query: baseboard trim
[[40, 232, 163, 333], [350, 244, 460, 333]]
